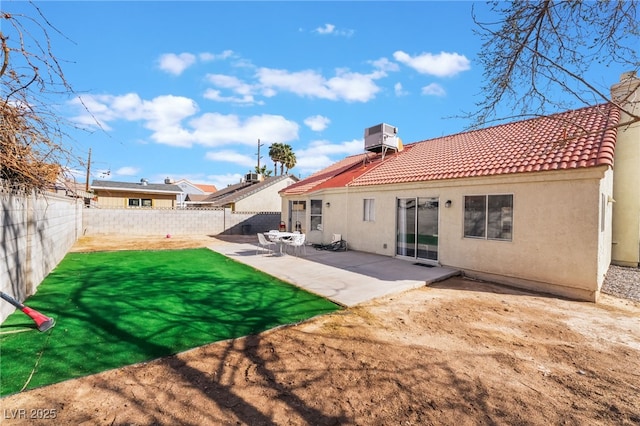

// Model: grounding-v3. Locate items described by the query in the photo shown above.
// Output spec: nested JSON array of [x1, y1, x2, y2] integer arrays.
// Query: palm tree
[[269, 143, 284, 176], [279, 144, 292, 175], [254, 164, 272, 177], [283, 146, 296, 175]]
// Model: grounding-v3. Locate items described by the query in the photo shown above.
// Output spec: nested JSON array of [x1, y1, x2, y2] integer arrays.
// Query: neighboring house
[[280, 72, 640, 302], [195, 173, 298, 212], [91, 179, 183, 209], [173, 178, 217, 207]]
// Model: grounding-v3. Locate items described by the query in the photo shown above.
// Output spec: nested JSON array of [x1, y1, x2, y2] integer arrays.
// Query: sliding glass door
[[396, 197, 439, 261]]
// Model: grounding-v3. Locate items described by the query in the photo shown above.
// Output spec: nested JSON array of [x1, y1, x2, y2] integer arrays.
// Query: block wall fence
[[1, 192, 281, 323], [1, 191, 83, 322], [81, 208, 281, 236]]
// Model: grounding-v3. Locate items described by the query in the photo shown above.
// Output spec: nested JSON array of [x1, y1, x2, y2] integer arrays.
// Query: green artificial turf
[[0, 248, 339, 396]]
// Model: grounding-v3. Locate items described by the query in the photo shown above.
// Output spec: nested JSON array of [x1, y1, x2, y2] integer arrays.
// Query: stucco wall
[[611, 77, 640, 266], [1, 191, 82, 322], [236, 177, 297, 212], [283, 167, 611, 301]]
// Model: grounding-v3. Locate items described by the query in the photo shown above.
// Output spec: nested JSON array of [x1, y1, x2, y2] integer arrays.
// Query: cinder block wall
[[82, 208, 281, 236], [1, 199, 280, 323], [1, 191, 82, 322]]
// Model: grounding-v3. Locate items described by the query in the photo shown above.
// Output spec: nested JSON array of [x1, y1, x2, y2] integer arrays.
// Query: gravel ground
[[602, 264, 640, 302]]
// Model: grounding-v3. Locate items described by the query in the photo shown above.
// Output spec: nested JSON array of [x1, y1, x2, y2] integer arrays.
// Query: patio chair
[[257, 233, 276, 256], [285, 233, 307, 256]]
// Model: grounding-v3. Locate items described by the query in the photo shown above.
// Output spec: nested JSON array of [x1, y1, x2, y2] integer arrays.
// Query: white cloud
[[206, 74, 254, 95], [315, 23, 335, 34], [300, 139, 363, 156], [158, 53, 197, 76], [304, 115, 330, 132], [327, 69, 381, 102], [370, 57, 400, 73], [205, 173, 245, 190], [256, 67, 382, 102], [394, 82, 408, 96], [204, 150, 255, 168], [73, 93, 199, 141], [203, 74, 264, 105], [422, 83, 446, 97], [199, 50, 234, 62], [115, 166, 140, 176], [158, 50, 233, 75], [203, 89, 261, 105], [393, 51, 470, 77], [313, 23, 354, 37], [189, 113, 299, 147], [69, 94, 297, 149], [257, 68, 333, 98], [295, 138, 364, 176]]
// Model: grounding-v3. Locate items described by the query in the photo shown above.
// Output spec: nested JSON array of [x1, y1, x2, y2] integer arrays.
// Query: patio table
[[266, 231, 297, 256]]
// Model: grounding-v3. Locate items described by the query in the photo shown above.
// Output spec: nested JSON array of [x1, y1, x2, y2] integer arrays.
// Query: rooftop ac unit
[[245, 173, 261, 183], [364, 123, 399, 152]]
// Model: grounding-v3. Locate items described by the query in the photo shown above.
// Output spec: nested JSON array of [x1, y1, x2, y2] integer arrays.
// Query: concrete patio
[[209, 235, 460, 307]]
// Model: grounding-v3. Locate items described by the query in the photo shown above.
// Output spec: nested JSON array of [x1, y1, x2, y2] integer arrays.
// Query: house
[[91, 179, 183, 208], [173, 178, 217, 207], [280, 72, 640, 302], [195, 173, 298, 212]]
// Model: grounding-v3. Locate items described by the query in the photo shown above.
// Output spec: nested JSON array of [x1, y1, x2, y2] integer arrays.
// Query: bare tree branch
[[469, 0, 639, 129], [0, 3, 85, 191]]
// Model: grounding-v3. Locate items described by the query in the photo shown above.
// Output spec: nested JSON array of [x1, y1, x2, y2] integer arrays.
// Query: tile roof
[[282, 103, 620, 195], [194, 183, 217, 193], [279, 153, 374, 196]]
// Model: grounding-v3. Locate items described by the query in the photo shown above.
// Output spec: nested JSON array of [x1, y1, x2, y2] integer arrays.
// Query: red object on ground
[[0, 291, 55, 332]]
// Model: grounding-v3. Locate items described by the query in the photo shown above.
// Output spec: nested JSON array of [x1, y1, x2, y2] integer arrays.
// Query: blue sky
[[4, 1, 628, 190]]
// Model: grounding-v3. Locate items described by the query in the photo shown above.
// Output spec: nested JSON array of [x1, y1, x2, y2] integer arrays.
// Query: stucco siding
[[283, 167, 610, 301], [236, 178, 294, 212], [611, 109, 640, 266]]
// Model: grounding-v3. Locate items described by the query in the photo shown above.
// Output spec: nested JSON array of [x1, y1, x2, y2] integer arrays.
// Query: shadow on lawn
[[0, 249, 338, 397], [53, 250, 347, 424]]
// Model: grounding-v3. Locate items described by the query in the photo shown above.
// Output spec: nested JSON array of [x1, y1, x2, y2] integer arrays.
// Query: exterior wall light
[[325, 202, 331, 207], [445, 200, 452, 208]]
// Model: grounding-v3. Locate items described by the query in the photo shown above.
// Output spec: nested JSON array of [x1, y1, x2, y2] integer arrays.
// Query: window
[[464, 194, 513, 240], [310, 200, 323, 231], [128, 198, 152, 208], [363, 198, 375, 222], [292, 201, 306, 211]]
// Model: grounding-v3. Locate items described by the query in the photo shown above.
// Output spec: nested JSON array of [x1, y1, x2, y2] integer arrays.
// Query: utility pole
[[85, 148, 91, 192], [256, 139, 264, 172]]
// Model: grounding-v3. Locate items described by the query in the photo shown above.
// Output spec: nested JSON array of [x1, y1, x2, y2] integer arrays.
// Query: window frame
[[310, 199, 323, 231], [128, 198, 153, 208], [463, 194, 513, 241], [363, 198, 375, 222]]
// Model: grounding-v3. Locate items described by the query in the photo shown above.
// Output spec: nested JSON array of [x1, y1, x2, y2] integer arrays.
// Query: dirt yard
[[1, 235, 639, 425]]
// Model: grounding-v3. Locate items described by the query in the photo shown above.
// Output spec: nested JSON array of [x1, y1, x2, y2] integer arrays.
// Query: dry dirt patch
[[1, 235, 638, 425], [68, 234, 223, 252]]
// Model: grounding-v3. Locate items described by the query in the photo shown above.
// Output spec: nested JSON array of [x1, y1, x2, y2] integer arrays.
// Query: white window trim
[[363, 198, 375, 222]]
